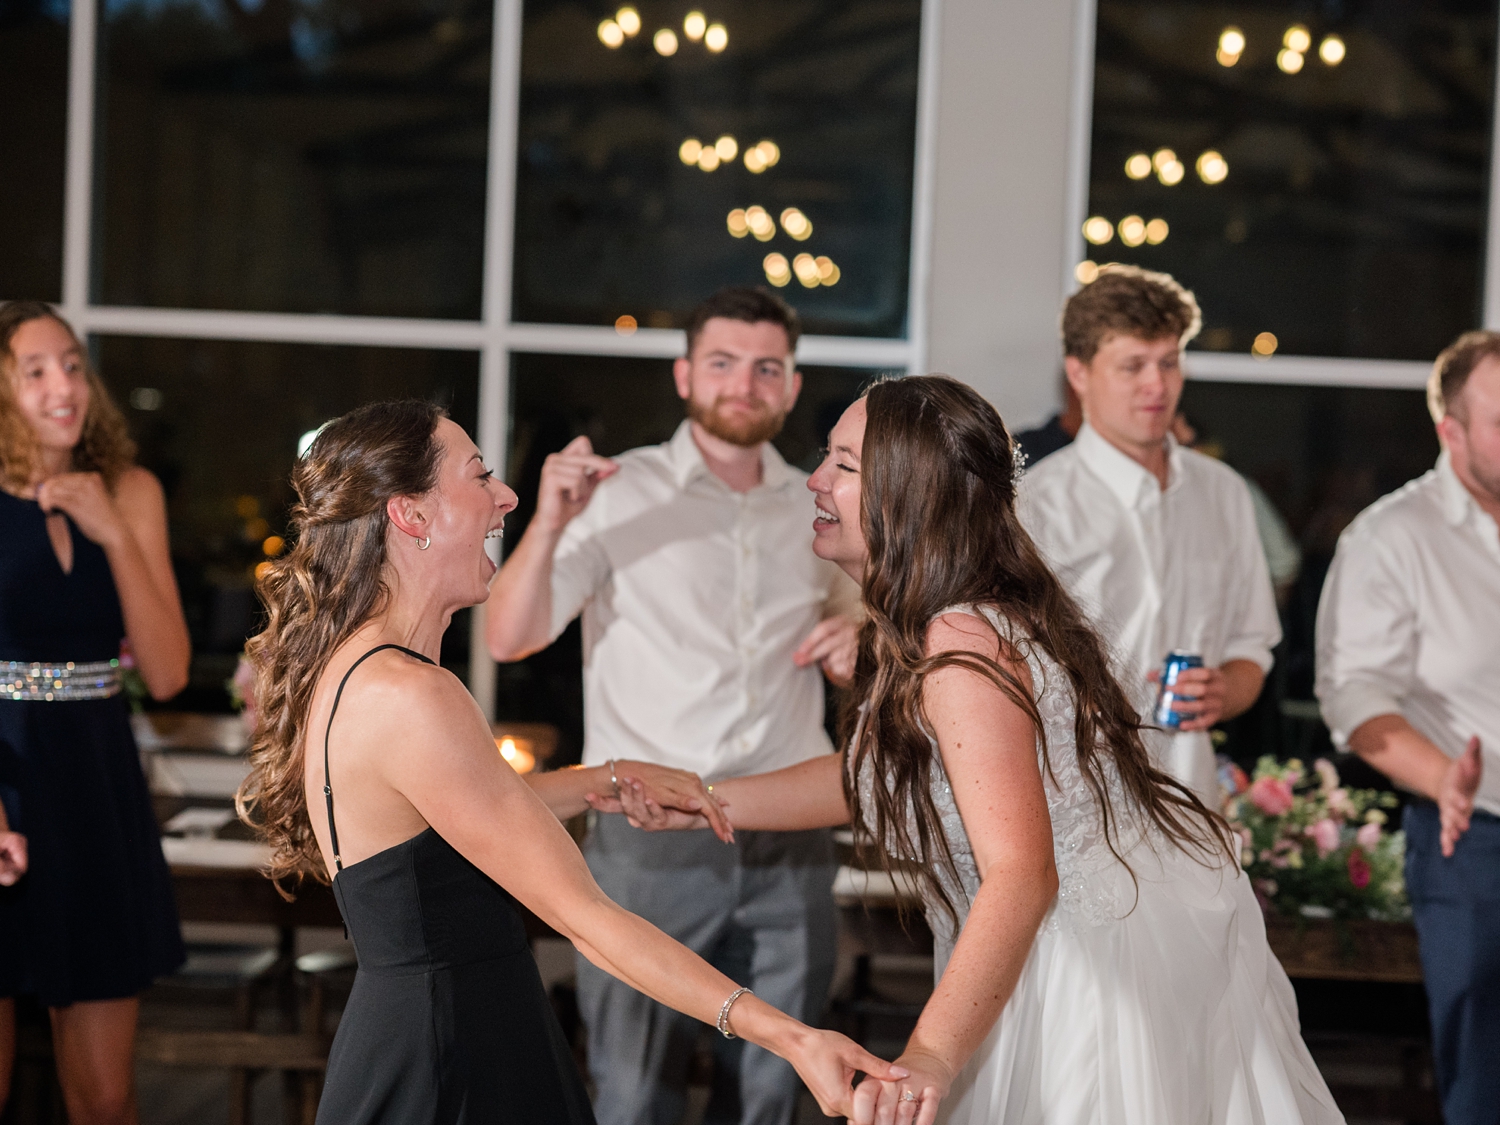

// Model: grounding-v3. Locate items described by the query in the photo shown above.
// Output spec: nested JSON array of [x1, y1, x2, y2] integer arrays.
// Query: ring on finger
[[899, 1090, 918, 1103]]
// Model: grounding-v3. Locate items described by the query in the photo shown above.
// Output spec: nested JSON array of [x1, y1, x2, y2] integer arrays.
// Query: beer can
[[1153, 651, 1203, 729]]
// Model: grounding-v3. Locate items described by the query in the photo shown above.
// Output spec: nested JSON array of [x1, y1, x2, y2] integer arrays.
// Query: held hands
[[535, 437, 618, 534], [793, 614, 858, 687], [850, 1047, 951, 1125], [1148, 664, 1227, 731], [35, 472, 127, 550], [582, 761, 735, 843], [783, 1025, 911, 1120], [1439, 736, 1483, 858], [0, 831, 28, 886]]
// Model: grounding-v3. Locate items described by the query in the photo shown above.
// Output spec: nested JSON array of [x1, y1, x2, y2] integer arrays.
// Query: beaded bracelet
[[716, 986, 752, 1039]]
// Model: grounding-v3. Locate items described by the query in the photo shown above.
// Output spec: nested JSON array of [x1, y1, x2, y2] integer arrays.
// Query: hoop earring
[[416, 536, 430, 550]]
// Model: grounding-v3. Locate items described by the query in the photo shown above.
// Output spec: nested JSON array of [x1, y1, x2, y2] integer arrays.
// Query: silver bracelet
[[716, 986, 752, 1039], [606, 759, 620, 798]]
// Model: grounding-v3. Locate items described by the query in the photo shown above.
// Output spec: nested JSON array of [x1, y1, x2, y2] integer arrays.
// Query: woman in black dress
[[0, 302, 191, 1122], [237, 400, 902, 1123]]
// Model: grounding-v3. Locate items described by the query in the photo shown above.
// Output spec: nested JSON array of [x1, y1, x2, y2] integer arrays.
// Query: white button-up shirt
[[1315, 453, 1500, 818], [1018, 422, 1282, 801], [547, 421, 859, 781]]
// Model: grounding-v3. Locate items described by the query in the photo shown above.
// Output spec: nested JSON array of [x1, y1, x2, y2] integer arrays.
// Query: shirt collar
[[1073, 420, 1177, 509], [1436, 449, 1485, 528], [667, 419, 793, 492]]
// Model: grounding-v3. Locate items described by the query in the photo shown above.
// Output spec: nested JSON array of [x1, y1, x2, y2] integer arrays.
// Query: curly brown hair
[[236, 400, 446, 895], [1061, 264, 1202, 362], [0, 302, 137, 492], [843, 375, 1232, 927]]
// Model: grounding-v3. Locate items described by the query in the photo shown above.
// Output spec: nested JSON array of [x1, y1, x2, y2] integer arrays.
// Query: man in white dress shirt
[[1019, 265, 1281, 803], [485, 287, 859, 1125], [1315, 330, 1497, 1125]]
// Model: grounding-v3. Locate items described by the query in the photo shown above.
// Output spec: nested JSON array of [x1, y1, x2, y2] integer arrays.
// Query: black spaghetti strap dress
[[316, 645, 596, 1125], [0, 491, 185, 1006]]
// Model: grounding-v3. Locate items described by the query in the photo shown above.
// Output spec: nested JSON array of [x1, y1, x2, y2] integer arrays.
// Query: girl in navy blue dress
[[0, 302, 191, 1124]]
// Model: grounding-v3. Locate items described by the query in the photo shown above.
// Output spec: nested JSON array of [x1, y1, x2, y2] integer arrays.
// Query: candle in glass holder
[[495, 735, 536, 775]]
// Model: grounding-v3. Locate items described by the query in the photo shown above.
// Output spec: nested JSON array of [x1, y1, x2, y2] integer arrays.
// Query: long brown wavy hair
[[841, 375, 1232, 926], [0, 302, 137, 492], [236, 400, 445, 894]]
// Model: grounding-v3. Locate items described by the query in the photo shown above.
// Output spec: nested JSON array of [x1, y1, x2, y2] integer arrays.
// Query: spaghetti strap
[[323, 643, 435, 872]]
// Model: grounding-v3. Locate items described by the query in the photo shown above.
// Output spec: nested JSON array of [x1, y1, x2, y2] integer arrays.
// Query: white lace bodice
[[856, 605, 1145, 954]]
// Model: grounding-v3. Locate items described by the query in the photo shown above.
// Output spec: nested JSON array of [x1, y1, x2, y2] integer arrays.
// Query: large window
[[1085, 0, 1496, 363], [0, 0, 929, 717]]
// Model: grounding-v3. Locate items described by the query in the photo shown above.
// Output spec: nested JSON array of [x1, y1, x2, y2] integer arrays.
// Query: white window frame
[[47, 0, 942, 716], [1062, 0, 1500, 391]]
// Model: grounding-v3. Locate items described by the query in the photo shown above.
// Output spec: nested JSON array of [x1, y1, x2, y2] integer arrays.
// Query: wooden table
[[1263, 915, 1424, 982]]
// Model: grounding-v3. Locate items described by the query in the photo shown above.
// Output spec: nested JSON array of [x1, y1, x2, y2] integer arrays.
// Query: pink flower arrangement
[[1222, 755, 1407, 921]]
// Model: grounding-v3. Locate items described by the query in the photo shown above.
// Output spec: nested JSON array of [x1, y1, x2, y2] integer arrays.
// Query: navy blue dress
[[0, 489, 185, 1006]]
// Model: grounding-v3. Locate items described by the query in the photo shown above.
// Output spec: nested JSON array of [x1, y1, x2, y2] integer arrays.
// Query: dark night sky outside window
[[1088, 2, 1495, 361], [514, 0, 922, 337], [0, 0, 69, 301], [95, 0, 493, 318]]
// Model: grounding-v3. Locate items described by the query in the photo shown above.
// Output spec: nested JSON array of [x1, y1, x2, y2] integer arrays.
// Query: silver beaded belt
[[2, 659, 123, 701]]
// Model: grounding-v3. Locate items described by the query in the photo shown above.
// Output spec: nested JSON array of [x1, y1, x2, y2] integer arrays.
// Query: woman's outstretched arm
[[526, 761, 734, 842], [364, 667, 903, 1118], [851, 612, 1059, 1125]]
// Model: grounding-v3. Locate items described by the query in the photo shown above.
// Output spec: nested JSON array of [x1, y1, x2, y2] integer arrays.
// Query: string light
[[704, 23, 727, 51], [697, 146, 720, 171], [1216, 26, 1244, 66], [1196, 150, 1228, 184], [1125, 153, 1152, 180], [598, 19, 624, 47], [1277, 47, 1304, 73], [1319, 34, 1345, 65], [1118, 215, 1147, 248], [726, 209, 749, 237], [744, 140, 779, 172], [715, 135, 738, 161], [1283, 25, 1311, 53], [679, 138, 703, 165], [763, 252, 791, 286], [684, 11, 706, 39], [1082, 216, 1114, 245], [1144, 218, 1169, 245], [614, 314, 638, 335], [780, 207, 813, 240], [1075, 261, 1100, 284], [262, 535, 285, 557], [615, 7, 640, 35], [654, 28, 678, 55], [815, 256, 840, 285], [1159, 160, 1185, 185], [1252, 331, 1279, 357], [745, 205, 775, 241], [792, 253, 820, 288]]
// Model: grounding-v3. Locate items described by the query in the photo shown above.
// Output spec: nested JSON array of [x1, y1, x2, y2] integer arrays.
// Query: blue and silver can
[[1153, 651, 1203, 728]]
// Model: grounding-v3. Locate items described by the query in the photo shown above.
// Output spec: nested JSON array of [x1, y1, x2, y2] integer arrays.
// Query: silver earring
[[416, 536, 430, 550]]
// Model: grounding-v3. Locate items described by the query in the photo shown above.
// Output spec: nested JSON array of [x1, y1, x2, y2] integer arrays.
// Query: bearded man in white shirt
[[1018, 265, 1281, 804], [485, 287, 859, 1125], [1315, 330, 1497, 1125]]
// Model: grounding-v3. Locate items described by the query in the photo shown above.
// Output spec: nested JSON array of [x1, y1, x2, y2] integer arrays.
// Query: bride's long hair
[[236, 400, 445, 895], [841, 375, 1233, 925]]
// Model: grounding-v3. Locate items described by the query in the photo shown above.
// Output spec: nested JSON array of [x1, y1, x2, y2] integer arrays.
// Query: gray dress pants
[[577, 812, 837, 1125]]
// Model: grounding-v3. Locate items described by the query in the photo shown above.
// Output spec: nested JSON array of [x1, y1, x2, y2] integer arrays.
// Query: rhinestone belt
[[2, 659, 123, 701]]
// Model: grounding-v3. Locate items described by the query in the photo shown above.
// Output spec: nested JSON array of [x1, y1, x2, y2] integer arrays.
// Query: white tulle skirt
[[934, 849, 1345, 1125]]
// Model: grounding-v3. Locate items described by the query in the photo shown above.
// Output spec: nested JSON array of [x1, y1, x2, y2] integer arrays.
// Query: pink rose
[[1248, 776, 1295, 817], [1348, 847, 1371, 890], [1306, 818, 1341, 858], [1327, 788, 1356, 819], [1356, 822, 1382, 850]]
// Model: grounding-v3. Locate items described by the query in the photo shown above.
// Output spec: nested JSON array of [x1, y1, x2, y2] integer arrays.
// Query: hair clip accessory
[[1011, 440, 1028, 480]]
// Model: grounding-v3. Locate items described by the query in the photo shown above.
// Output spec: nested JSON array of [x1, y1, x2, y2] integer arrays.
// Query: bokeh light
[[1319, 34, 1345, 65], [262, 535, 285, 557], [726, 208, 749, 237], [1118, 215, 1147, 247], [1158, 159, 1185, 186], [1125, 153, 1152, 180], [684, 11, 706, 39], [1283, 25, 1311, 53], [745, 205, 775, 241], [792, 253, 820, 288], [614, 314, 638, 335], [744, 148, 767, 173], [815, 256, 840, 285], [1075, 261, 1100, 284], [1196, 150, 1228, 184], [1252, 331, 1279, 356], [704, 23, 728, 51], [1277, 47, 1304, 73], [679, 138, 703, 165], [780, 207, 813, 240], [715, 135, 738, 161], [763, 252, 791, 286], [654, 28, 678, 55], [1144, 218, 1169, 245], [697, 146, 720, 172], [598, 19, 624, 47], [615, 7, 640, 36], [1082, 216, 1114, 245]]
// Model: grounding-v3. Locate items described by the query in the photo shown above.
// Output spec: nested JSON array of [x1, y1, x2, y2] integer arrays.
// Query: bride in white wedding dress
[[608, 375, 1344, 1125]]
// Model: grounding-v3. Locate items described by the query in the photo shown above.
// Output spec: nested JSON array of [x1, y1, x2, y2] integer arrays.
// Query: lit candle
[[496, 736, 536, 775]]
